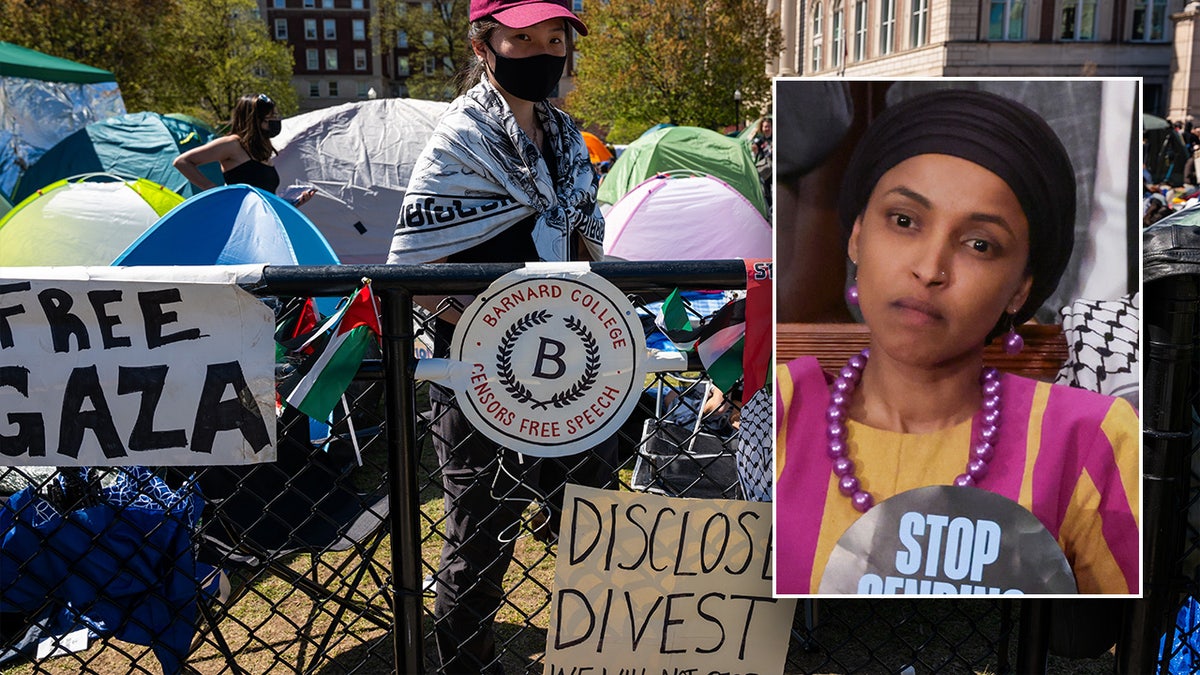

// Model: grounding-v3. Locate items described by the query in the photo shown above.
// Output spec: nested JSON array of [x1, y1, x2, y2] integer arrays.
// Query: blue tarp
[[0, 467, 212, 674]]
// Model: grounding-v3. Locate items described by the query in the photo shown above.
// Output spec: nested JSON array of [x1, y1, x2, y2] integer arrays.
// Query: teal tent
[[598, 126, 768, 219], [13, 112, 220, 202]]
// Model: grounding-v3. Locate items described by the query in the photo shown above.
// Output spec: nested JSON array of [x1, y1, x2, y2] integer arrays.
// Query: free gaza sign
[[0, 269, 276, 466]]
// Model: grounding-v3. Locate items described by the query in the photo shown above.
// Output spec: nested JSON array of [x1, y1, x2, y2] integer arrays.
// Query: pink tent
[[602, 173, 771, 261]]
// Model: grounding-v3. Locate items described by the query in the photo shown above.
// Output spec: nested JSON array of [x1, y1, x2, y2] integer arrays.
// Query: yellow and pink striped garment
[[775, 356, 1140, 595]]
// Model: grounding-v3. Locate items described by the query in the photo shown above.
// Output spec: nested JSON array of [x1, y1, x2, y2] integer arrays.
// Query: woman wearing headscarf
[[774, 88, 1139, 595], [386, 1, 612, 671]]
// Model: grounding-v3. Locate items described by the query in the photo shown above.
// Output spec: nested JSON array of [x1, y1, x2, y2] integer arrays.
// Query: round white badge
[[451, 267, 647, 457]]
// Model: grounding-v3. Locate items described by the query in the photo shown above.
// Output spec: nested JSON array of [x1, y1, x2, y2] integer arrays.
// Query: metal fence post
[[381, 288, 425, 673], [1123, 274, 1200, 673]]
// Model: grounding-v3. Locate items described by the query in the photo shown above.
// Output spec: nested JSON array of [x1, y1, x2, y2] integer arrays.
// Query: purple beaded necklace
[[826, 348, 1002, 513]]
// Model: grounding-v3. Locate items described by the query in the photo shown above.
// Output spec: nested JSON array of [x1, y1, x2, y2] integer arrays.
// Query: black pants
[[428, 386, 617, 674]]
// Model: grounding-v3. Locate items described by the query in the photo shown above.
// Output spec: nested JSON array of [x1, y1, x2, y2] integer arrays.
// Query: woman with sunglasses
[[774, 87, 1139, 596], [173, 94, 313, 204]]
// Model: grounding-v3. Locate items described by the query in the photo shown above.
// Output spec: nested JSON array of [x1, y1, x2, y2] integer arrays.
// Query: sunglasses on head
[[257, 93, 274, 106]]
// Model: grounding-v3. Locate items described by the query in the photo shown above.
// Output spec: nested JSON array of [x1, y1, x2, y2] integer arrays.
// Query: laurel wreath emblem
[[495, 311, 600, 411]]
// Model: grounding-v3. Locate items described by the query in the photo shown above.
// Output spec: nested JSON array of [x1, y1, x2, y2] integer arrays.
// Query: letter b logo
[[532, 338, 567, 379]]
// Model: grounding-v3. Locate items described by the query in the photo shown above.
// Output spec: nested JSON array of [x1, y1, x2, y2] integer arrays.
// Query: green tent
[[0, 192, 10, 220], [598, 126, 768, 219], [0, 41, 116, 83]]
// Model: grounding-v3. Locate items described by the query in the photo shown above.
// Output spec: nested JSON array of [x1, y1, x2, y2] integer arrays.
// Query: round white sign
[[451, 268, 647, 456]]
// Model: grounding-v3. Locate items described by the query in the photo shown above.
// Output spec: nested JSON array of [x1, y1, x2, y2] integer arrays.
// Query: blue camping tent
[[114, 185, 339, 266]]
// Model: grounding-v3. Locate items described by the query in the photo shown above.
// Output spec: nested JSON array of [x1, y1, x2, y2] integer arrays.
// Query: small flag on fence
[[286, 281, 380, 422], [274, 296, 321, 360], [695, 299, 746, 393]]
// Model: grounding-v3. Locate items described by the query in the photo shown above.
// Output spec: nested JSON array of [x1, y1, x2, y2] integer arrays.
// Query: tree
[[0, 0, 296, 125], [568, 0, 781, 142], [0, 0, 177, 113], [157, 0, 298, 124], [374, 0, 470, 101]]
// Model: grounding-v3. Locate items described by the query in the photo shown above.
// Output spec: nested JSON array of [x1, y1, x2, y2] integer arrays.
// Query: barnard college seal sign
[[451, 266, 647, 457]]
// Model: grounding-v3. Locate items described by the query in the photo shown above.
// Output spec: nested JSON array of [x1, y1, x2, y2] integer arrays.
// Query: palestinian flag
[[695, 299, 746, 393], [286, 283, 380, 421], [274, 296, 321, 360]]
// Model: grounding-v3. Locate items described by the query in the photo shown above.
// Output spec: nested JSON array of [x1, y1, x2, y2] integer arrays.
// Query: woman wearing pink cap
[[387, 1, 611, 672]]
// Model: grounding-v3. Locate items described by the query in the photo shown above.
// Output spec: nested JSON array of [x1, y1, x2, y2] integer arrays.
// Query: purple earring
[[845, 284, 859, 307], [1003, 314, 1024, 355]]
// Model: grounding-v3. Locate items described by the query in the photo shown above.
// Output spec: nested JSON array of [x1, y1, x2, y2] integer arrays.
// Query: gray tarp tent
[[273, 97, 448, 263]]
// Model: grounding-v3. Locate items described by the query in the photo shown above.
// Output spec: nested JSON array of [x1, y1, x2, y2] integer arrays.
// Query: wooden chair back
[[775, 323, 1068, 382]]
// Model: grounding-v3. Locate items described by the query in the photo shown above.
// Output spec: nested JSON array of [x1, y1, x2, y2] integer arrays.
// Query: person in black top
[[173, 93, 313, 203], [386, 0, 613, 671]]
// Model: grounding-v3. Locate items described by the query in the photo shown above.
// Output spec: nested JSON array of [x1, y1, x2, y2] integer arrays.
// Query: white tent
[[273, 97, 448, 264], [603, 174, 771, 261]]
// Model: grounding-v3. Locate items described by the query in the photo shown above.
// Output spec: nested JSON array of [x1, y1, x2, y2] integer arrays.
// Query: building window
[[274, 18, 288, 40], [322, 0, 334, 7], [326, 48, 338, 69], [812, 2, 824, 71], [1060, 0, 1097, 40], [573, 0, 583, 10], [443, 56, 454, 75], [397, 55, 410, 76], [989, 0, 1025, 40], [423, 30, 434, 47], [397, 30, 408, 48], [303, 0, 314, 7], [273, 0, 285, 7], [832, 1, 845, 68], [324, 19, 336, 40], [306, 49, 319, 70], [853, 0, 868, 61], [424, 56, 436, 75], [358, 81, 369, 98], [910, 0, 929, 47], [354, 48, 367, 70], [304, 19, 317, 40], [353, 0, 364, 6], [329, 81, 339, 96], [879, 0, 895, 54], [1133, 0, 1167, 41], [309, 81, 320, 97], [353, 19, 366, 41]]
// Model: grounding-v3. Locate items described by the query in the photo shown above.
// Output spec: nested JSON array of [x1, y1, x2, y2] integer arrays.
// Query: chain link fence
[[0, 260, 1179, 674]]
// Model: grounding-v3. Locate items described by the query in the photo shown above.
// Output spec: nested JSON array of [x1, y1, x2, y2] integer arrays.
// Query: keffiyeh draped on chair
[[387, 77, 603, 264]]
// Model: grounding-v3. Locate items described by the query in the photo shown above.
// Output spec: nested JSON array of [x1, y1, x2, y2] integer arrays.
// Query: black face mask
[[264, 119, 282, 138], [485, 40, 565, 102]]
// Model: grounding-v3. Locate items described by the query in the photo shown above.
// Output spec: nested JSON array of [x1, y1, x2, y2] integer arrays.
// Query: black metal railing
[[0, 259, 1184, 674]]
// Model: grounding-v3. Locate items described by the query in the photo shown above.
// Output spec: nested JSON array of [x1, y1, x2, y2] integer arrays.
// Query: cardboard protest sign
[[818, 485, 1076, 595], [547, 485, 794, 675], [451, 265, 646, 457], [0, 271, 275, 465]]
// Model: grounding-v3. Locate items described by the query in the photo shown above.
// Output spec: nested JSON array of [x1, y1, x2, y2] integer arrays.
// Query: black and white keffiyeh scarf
[[387, 77, 603, 263]]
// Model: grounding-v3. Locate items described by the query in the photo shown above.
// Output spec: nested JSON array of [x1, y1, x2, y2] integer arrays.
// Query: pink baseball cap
[[469, 0, 588, 36]]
